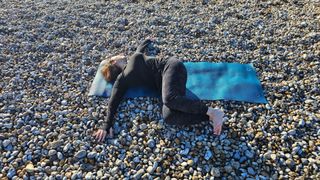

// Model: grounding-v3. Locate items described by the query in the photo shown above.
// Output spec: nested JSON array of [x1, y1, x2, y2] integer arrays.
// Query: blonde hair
[[101, 55, 124, 82]]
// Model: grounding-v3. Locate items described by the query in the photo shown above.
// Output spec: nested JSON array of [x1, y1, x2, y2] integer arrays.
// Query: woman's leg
[[161, 57, 210, 126], [162, 104, 209, 126]]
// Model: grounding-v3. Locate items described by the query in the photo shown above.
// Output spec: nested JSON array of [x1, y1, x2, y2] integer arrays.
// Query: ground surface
[[0, 0, 319, 179]]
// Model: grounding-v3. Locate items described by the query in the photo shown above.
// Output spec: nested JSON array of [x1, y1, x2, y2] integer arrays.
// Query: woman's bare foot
[[206, 107, 225, 135]]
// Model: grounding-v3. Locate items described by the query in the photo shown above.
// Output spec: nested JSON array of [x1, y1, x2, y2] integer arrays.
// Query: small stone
[[87, 152, 97, 159], [255, 132, 264, 139], [234, 151, 241, 160], [75, 150, 87, 159], [180, 148, 190, 155], [137, 132, 144, 137], [139, 123, 148, 130], [65, 172, 72, 179], [271, 154, 277, 161], [63, 143, 71, 152], [110, 167, 119, 175], [48, 149, 57, 156], [204, 149, 213, 160], [156, 166, 162, 173], [71, 172, 78, 179], [183, 169, 190, 175], [288, 129, 296, 136], [245, 150, 254, 159], [147, 139, 155, 149], [210, 167, 220, 177], [57, 152, 63, 160], [7, 168, 16, 178], [3, 123, 12, 129], [25, 163, 37, 173], [285, 159, 295, 167], [224, 165, 233, 173], [50, 140, 63, 149], [292, 146, 301, 155], [298, 119, 305, 127], [248, 167, 255, 175], [147, 166, 154, 174], [147, 104, 153, 111], [133, 157, 140, 163], [3, 139, 11, 147], [187, 159, 194, 166], [133, 169, 145, 179], [85, 172, 92, 180], [61, 100, 68, 105], [44, 99, 52, 104], [97, 170, 103, 177], [305, 99, 314, 104], [181, 162, 188, 167], [266, 104, 271, 110]]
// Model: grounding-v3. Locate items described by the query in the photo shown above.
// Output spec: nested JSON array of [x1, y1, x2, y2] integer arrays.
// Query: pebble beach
[[0, 0, 319, 179]]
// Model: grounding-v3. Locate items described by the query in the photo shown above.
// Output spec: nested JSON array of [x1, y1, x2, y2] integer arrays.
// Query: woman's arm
[[101, 73, 128, 131], [135, 39, 152, 53]]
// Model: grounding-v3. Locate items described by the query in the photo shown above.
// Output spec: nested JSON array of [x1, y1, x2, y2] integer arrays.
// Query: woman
[[93, 38, 225, 142]]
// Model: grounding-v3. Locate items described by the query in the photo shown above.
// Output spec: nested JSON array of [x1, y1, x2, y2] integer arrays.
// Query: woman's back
[[122, 52, 167, 93]]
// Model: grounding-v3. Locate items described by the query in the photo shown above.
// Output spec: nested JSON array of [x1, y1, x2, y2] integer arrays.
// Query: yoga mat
[[88, 61, 267, 104]]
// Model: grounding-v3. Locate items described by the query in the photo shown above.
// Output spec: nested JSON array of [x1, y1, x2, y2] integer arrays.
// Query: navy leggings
[[161, 57, 210, 126]]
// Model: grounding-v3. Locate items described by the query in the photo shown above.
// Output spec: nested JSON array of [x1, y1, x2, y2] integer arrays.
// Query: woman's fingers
[[94, 131, 100, 141], [98, 131, 104, 142], [214, 125, 221, 135]]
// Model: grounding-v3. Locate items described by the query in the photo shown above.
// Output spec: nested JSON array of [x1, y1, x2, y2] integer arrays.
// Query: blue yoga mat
[[88, 61, 267, 103]]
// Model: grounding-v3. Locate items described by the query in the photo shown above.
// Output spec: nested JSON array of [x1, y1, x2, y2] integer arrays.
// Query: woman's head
[[101, 55, 127, 82]]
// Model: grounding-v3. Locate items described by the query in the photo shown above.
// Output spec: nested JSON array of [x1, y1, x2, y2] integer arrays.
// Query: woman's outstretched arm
[[101, 73, 128, 131]]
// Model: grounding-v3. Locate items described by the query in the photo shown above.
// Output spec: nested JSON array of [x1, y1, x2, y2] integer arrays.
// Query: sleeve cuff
[[101, 123, 110, 131]]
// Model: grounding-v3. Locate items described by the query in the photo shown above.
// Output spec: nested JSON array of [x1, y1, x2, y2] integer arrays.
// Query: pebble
[[85, 172, 92, 180], [147, 139, 156, 148], [87, 152, 97, 159], [57, 152, 63, 160], [247, 167, 255, 175], [271, 154, 277, 161], [25, 163, 37, 173], [139, 123, 148, 130], [7, 168, 16, 178], [48, 149, 57, 157], [133, 169, 145, 179], [3, 139, 11, 147], [110, 167, 119, 175], [204, 149, 213, 160], [210, 167, 220, 177], [298, 119, 305, 127], [180, 148, 190, 155], [75, 150, 87, 159], [245, 150, 254, 159], [133, 157, 140, 163], [224, 165, 233, 173]]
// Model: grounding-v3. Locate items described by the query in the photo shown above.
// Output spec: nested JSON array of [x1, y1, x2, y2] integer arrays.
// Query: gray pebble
[[3, 139, 11, 147], [147, 139, 155, 148], [247, 167, 255, 175], [75, 150, 87, 159]]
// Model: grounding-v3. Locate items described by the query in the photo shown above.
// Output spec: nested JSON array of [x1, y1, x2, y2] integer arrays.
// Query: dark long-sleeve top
[[101, 40, 208, 131]]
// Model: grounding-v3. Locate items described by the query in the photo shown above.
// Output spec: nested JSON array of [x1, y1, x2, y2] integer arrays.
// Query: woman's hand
[[146, 35, 156, 42], [206, 107, 225, 135], [93, 127, 114, 143]]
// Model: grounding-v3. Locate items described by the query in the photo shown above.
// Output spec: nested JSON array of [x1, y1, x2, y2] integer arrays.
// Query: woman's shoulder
[[130, 52, 144, 60]]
